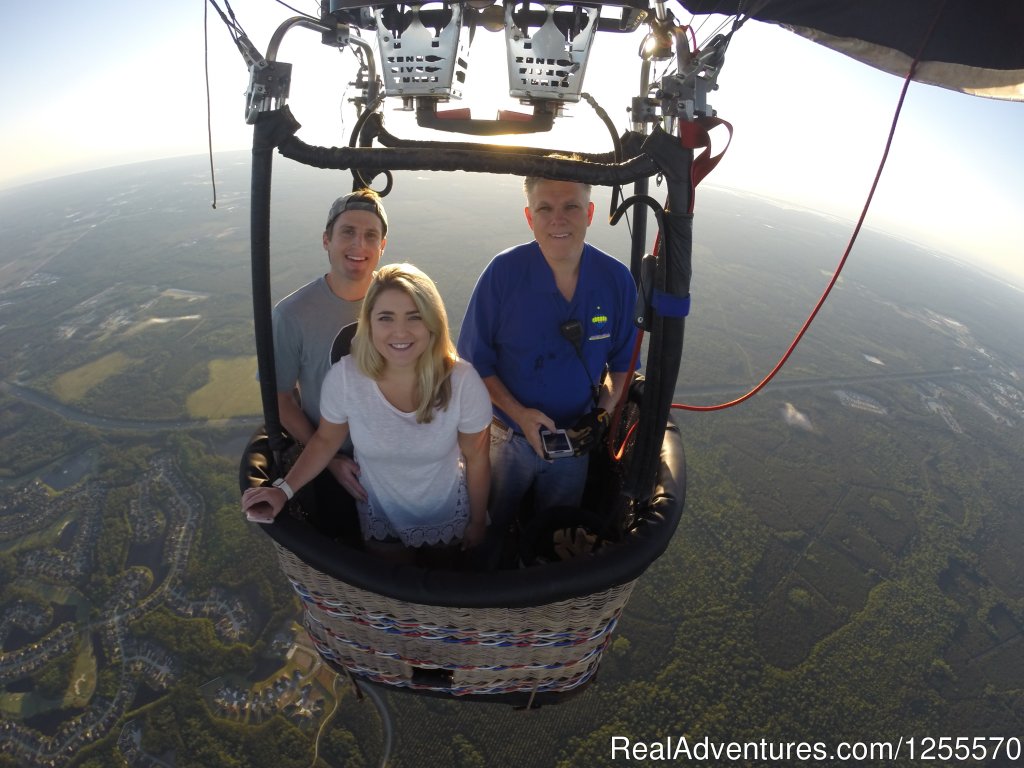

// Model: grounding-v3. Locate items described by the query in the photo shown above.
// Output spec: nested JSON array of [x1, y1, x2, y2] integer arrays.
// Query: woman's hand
[[241, 485, 287, 524], [458, 427, 490, 551]]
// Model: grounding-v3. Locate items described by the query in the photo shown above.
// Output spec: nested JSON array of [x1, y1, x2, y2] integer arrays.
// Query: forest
[[2, 162, 1022, 766], [2, 361, 1022, 767]]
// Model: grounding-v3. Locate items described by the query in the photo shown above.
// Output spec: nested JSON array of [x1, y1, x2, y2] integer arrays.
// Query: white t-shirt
[[319, 356, 492, 544]]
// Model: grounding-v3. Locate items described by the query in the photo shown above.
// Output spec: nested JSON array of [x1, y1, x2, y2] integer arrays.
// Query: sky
[[1, 0, 1021, 285]]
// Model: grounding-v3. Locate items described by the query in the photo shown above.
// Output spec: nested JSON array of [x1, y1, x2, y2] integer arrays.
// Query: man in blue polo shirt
[[458, 174, 637, 566]]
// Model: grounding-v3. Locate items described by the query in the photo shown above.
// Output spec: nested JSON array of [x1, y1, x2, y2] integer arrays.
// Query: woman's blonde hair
[[352, 263, 457, 423]]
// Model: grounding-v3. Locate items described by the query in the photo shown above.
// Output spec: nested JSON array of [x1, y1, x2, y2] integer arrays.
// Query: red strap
[[435, 108, 472, 120], [677, 116, 733, 212]]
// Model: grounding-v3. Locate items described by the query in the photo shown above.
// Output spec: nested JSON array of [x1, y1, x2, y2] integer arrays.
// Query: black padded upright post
[[250, 112, 285, 461]]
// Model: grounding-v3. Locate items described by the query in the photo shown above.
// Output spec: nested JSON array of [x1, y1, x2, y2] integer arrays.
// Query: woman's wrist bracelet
[[272, 478, 294, 500]]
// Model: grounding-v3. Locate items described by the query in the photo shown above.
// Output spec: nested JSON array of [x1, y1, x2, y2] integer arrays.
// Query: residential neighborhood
[[0, 453, 308, 767]]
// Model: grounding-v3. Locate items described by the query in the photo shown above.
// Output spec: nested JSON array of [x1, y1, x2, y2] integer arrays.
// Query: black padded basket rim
[[239, 421, 685, 610]]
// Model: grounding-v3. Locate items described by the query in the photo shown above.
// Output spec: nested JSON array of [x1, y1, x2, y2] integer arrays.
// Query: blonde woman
[[243, 264, 491, 556]]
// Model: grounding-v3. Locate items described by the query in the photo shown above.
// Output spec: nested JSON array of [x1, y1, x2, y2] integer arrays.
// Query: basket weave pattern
[[275, 544, 636, 695]]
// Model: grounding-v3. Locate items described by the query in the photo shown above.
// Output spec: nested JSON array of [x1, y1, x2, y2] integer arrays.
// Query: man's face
[[323, 209, 386, 287], [524, 179, 595, 265]]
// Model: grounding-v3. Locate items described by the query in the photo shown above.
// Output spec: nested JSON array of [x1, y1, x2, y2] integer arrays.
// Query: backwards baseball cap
[[325, 190, 388, 236]]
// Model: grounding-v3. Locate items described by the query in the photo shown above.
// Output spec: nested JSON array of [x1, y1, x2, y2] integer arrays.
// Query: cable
[[207, 0, 245, 41], [671, 0, 948, 413], [203, 0, 321, 208], [581, 93, 621, 161], [204, 0, 217, 209], [581, 91, 624, 218], [559, 320, 601, 408], [272, 0, 317, 17], [608, 328, 646, 462], [682, 24, 697, 54], [348, 93, 386, 148], [606, 220, 666, 462]]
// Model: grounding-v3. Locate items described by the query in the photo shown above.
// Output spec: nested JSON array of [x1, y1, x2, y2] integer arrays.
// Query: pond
[[39, 450, 96, 491]]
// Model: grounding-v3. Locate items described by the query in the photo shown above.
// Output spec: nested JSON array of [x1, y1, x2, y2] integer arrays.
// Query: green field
[[186, 356, 262, 419], [51, 352, 134, 403]]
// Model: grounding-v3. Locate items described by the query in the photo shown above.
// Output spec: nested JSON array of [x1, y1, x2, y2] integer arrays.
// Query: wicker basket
[[242, 403, 684, 705], [275, 542, 635, 696]]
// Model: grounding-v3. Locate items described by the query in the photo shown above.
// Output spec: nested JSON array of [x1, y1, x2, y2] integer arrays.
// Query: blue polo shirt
[[457, 241, 638, 431]]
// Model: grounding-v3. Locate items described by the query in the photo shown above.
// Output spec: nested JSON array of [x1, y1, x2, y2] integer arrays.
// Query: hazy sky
[[2, 1, 1021, 285]]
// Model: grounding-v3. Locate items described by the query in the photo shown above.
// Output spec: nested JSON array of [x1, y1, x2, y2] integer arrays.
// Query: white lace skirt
[[356, 477, 470, 547]]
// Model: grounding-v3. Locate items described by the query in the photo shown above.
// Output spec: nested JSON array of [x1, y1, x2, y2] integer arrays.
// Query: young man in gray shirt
[[273, 190, 388, 519]]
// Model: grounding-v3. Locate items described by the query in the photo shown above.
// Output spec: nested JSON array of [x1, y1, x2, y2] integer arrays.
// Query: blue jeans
[[475, 423, 589, 568]]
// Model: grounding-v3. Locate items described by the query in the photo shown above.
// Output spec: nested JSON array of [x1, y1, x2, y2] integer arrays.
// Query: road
[[360, 681, 394, 768], [0, 380, 257, 431], [672, 363, 992, 402], [3, 363, 991, 434]]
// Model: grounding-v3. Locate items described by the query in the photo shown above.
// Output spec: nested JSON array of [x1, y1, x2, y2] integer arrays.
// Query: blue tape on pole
[[652, 291, 691, 317]]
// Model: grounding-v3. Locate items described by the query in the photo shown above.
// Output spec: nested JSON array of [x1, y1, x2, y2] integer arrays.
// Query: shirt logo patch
[[589, 308, 610, 341]]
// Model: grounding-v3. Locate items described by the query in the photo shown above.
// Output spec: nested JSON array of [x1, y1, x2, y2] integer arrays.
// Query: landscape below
[[0, 155, 1022, 767]]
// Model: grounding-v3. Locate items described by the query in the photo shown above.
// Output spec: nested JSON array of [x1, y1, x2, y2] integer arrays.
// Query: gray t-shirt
[[272, 276, 361, 426]]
